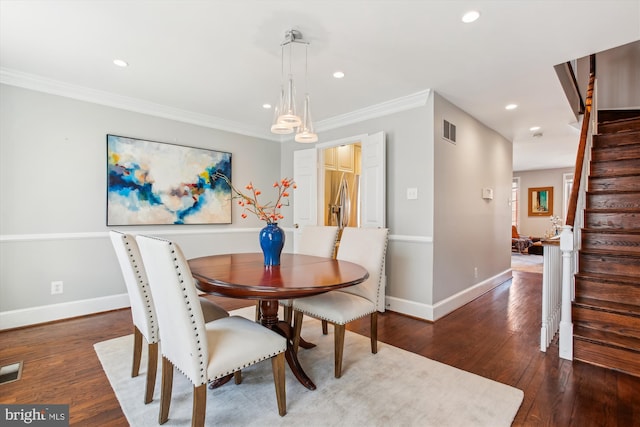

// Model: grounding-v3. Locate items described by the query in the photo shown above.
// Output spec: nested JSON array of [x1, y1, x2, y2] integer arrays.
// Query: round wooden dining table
[[188, 252, 369, 390]]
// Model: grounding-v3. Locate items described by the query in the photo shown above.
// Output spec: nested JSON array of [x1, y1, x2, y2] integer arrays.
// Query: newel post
[[559, 225, 574, 360]]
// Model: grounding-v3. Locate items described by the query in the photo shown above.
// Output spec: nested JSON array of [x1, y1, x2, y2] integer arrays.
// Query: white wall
[[0, 84, 283, 328], [514, 167, 573, 237]]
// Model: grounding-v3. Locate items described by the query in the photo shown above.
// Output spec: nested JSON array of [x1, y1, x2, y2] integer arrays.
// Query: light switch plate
[[482, 188, 494, 200], [407, 187, 418, 200]]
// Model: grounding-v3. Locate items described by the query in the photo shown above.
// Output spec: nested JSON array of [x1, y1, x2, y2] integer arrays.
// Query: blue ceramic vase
[[259, 223, 285, 266]]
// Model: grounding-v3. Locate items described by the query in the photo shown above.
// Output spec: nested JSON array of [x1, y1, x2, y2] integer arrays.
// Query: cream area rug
[[94, 307, 524, 426]]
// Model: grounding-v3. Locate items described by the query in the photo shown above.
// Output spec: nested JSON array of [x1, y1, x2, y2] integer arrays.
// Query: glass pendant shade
[[270, 87, 293, 134], [295, 94, 318, 143], [269, 29, 317, 141], [277, 76, 301, 128]]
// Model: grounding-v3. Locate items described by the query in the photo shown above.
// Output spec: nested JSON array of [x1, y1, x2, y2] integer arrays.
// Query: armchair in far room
[[511, 226, 534, 254]]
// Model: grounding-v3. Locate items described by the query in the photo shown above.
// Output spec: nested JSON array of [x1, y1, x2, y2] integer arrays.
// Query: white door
[[360, 131, 386, 228], [293, 132, 387, 310], [292, 148, 318, 251]]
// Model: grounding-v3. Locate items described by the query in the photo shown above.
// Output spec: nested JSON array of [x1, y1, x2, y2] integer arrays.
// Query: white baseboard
[[2, 269, 513, 329], [385, 270, 513, 322], [385, 296, 435, 321], [0, 293, 130, 330]]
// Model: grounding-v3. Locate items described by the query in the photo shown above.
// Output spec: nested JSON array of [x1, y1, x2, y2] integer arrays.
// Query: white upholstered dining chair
[[109, 231, 230, 404], [292, 227, 388, 378], [136, 235, 287, 426], [284, 225, 339, 322], [255, 225, 340, 323]]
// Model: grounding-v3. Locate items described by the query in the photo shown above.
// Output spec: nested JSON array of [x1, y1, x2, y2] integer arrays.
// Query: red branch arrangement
[[215, 172, 296, 224]]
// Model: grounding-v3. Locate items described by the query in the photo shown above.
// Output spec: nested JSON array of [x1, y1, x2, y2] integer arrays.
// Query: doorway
[[292, 130, 386, 237], [322, 143, 362, 229]]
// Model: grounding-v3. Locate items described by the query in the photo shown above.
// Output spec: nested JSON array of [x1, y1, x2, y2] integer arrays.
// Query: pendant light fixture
[[270, 29, 318, 143], [295, 42, 318, 143]]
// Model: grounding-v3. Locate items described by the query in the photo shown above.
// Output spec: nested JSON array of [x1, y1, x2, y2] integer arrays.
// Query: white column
[[559, 225, 574, 360], [541, 241, 562, 352]]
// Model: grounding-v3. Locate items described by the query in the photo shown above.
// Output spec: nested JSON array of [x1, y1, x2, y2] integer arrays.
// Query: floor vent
[[0, 361, 23, 385], [443, 119, 457, 144]]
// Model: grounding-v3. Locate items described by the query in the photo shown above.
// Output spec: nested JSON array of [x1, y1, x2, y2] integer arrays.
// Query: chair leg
[[132, 327, 143, 377], [283, 305, 292, 325], [322, 320, 328, 335], [370, 311, 378, 354], [334, 324, 346, 378], [255, 300, 261, 322], [292, 310, 304, 354], [145, 342, 158, 404], [159, 357, 174, 425], [234, 370, 242, 384], [272, 353, 287, 416], [192, 384, 207, 427]]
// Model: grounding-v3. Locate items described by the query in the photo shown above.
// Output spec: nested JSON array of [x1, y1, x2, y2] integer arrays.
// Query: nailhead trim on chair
[[374, 234, 389, 310], [122, 233, 158, 343], [293, 308, 372, 325], [166, 241, 209, 385]]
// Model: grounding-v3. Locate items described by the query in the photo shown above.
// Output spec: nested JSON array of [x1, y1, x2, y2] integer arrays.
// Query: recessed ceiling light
[[462, 10, 480, 23], [262, 103, 272, 109], [113, 59, 128, 67], [505, 104, 518, 110], [529, 126, 541, 131], [333, 71, 345, 79]]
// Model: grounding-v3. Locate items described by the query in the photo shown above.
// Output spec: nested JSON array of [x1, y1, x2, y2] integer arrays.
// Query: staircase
[[572, 110, 640, 377]]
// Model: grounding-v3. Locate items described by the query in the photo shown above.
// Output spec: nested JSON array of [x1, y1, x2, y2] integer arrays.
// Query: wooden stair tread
[[582, 227, 640, 235], [586, 190, 640, 196], [574, 297, 640, 317], [575, 271, 640, 285], [595, 129, 640, 135], [574, 325, 640, 351], [580, 248, 640, 258], [585, 208, 640, 213], [589, 172, 640, 179]]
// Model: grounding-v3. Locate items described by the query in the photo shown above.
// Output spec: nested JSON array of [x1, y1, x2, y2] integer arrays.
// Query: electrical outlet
[[406, 187, 418, 200], [474, 267, 478, 279], [51, 281, 63, 295]]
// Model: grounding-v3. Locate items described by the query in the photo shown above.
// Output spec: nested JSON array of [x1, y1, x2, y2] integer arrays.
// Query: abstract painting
[[528, 186, 553, 217], [107, 134, 231, 225]]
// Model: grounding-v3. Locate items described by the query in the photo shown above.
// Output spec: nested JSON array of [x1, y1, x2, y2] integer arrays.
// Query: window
[[512, 177, 520, 229], [563, 173, 574, 220]]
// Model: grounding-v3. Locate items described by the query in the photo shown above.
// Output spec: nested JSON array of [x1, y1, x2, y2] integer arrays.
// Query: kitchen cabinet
[[325, 145, 357, 173]]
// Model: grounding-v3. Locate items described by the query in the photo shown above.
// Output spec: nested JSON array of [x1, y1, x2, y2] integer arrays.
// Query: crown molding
[[315, 89, 431, 132], [0, 67, 279, 141], [1, 68, 430, 142]]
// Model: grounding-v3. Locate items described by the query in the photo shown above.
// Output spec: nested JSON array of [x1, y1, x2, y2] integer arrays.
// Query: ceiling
[[1, 1, 638, 171]]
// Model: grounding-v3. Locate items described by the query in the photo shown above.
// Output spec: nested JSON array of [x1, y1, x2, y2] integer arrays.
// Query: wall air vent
[[443, 119, 457, 144]]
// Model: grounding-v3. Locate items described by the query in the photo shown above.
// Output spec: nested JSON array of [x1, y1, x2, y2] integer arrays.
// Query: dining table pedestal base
[[260, 299, 317, 390]]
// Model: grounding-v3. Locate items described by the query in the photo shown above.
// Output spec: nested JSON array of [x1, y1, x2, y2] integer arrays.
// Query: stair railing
[[558, 54, 597, 360]]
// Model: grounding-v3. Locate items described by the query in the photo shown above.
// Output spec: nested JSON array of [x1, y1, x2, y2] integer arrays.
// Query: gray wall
[[577, 40, 640, 110], [433, 93, 513, 302], [282, 100, 436, 309], [0, 84, 281, 320], [514, 167, 574, 238], [281, 91, 512, 318], [1, 84, 514, 326]]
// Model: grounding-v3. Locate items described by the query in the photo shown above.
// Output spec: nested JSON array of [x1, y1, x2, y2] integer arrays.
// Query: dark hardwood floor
[[1, 271, 638, 426]]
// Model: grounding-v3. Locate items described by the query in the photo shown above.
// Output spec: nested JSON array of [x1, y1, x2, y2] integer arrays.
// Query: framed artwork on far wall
[[107, 134, 232, 225], [528, 186, 553, 216]]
